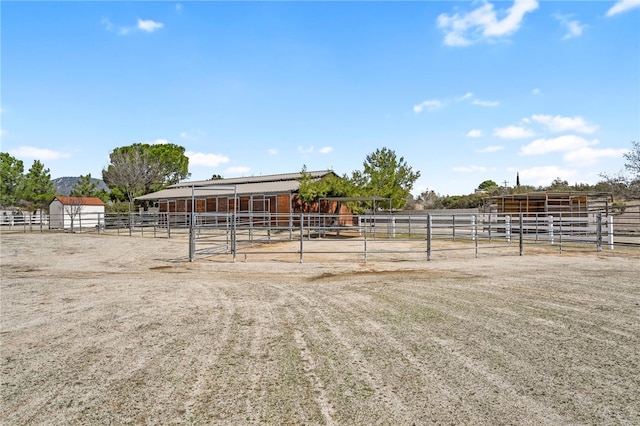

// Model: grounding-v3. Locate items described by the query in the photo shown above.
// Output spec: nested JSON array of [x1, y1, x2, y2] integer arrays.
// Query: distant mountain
[[52, 176, 110, 196]]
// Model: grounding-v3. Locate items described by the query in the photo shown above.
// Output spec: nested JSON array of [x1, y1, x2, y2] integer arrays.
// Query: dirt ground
[[1, 231, 639, 425]]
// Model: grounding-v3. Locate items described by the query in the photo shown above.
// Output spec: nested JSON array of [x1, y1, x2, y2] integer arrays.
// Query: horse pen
[[1, 218, 639, 424]]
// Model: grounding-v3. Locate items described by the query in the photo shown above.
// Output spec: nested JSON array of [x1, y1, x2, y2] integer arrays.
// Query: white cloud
[[563, 147, 628, 166], [473, 99, 500, 107], [477, 145, 504, 153], [531, 114, 598, 133], [180, 132, 189, 139], [151, 138, 169, 145], [519, 166, 577, 186], [224, 166, 251, 175], [137, 19, 164, 33], [9, 146, 70, 160], [268, 148, 278, 156], [532, 88, 541, 95], [554, 14, 587, 40], [176, 3, 183, 12], [467, 129, 483, 138], [298, 146, 315, 154], [606, 0, 640, 17], [494, 125, 535, 139], [319, 146, 333, 154], [0, 129, 6, 136], [437, 0, 539, 46], [186, 151, 230, 167], [458, 92, 473, 101], [520, 135, 598, 155], [453, 165, 488, 173], [413, 100, 442, 113]]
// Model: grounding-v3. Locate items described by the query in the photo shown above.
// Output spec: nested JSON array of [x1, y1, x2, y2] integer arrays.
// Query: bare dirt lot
[[1, 231, 639, 425]]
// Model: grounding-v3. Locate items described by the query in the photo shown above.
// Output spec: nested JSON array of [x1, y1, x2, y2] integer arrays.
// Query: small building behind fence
[[49, 196, 105, 230], [481, 192, 613, 216]]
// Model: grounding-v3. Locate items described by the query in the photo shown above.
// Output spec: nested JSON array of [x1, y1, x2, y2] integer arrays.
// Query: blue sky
[[2, 0, 639, 196]]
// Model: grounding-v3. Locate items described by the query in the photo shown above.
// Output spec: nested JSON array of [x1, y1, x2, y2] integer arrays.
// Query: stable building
[[136, 170, 352, 225]]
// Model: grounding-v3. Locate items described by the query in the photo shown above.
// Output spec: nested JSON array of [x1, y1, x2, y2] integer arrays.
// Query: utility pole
[[502, 180, 509, 188]]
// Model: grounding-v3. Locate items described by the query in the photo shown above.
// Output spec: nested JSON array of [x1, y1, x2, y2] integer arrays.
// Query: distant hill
[[52, 176, 110, 196]]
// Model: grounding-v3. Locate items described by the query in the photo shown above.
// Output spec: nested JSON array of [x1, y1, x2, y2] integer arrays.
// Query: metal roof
[[136, 170, 334, 201]]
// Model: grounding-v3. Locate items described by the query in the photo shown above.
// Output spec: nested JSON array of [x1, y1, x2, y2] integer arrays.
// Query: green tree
[[102, 143, 190, 208], [351, 147, 420, 210], [71, 173, 110, 203], [20, 160, 56, 212], [70, 174, 99, 197], [0, 152, 25, 207], [477, 180, 499, 192]]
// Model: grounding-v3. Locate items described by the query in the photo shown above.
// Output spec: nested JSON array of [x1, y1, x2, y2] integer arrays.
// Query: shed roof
[[137, 170, 334, 201], [52, 196, 105, 206]]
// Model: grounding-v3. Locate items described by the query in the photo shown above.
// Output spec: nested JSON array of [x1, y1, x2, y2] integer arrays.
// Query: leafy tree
[[102, 143, 190, 208], [351, 147, 420, 210], [623, 140, 640, 179], [210, 174, 224, 180], [20, 160, 56, 212], [0, 152, 24, 207], [477, 180, 498, 192]]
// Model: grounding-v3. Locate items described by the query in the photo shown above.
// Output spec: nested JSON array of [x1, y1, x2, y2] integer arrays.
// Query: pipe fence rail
[[3, 207, 639, 262]]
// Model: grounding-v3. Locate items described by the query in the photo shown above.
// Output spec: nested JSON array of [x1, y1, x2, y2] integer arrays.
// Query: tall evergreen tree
[[20, 160, 56, 211]]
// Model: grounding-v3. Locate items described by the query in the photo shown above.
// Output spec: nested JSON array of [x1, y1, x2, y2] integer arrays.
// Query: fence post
[[189, 213, 195, 262], [299, 213, 304, 263], [519, 213, 524, 256], [596, 212, 602, 252], [427, 213, 432, 261], [505, 215, 511, 242], [548, 215, 554, 245], [608, 215, 614, 250], [364, 229, 368, 264], [473, 214, 478, 258]]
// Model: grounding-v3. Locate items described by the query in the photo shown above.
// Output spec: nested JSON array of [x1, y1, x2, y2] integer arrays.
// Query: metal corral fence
[[186, 211, 633, 262], [3, 204, 639, 262]]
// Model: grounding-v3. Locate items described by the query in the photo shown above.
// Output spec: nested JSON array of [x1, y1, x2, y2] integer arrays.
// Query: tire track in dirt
[[271, 282, 413, 424]]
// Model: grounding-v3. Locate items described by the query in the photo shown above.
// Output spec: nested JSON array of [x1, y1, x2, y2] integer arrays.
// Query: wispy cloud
[[477, 145, 504, 153], [297, 146, 333, 155], [268, 148, 278, 156], [531, 114, 598, 133], [186, 151, 230, 167], [532, 88, 541, 95], [494, 125, 535, 139], [102, 17, 164, 35], [137, 19, 164, 33], [437, 0, 539, 47], [466, 129, 483, 138], [10, 146, 71, 161], [413, 100, 442, 113], [554, 14, 587, 40], [520, 135, 598, 156], [473, 99, 500, 107], [606, 0, 640, 17], [414, 92, 499, 114]]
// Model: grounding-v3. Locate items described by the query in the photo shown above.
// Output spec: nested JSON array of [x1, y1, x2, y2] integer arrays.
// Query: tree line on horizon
[[1, 141, 639, 213]]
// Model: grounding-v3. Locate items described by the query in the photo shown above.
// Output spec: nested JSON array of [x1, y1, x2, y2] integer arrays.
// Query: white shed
[[49, 196, 105, 230]]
